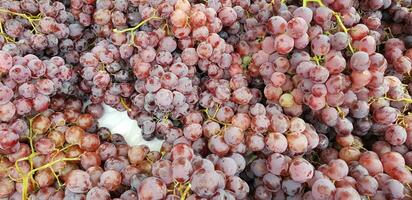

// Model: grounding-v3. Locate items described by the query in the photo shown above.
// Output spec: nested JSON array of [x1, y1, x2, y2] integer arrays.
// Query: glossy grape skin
[[382, 179, 405, 199], [99, 170, 122, 191], [0, 129, 19, 150], [225, 176, 250, 199], [128, 145, 149, 165], [288, 158, 314, 183], [138, 177, 167, 200], [334, 187, 361, 200], [312, 178, 335, 199], [325, 159, 349, 181], [190, 169, 220, 197], [266, 153, 289, 176], [86, 187, 110, 200], [359, 151, 383, 176], [265, 132, 287, 153], [66, 170, 92, 194], [0, 177, 15, 198]]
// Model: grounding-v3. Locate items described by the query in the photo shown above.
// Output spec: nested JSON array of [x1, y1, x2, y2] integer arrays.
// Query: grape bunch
[[2, 0, 412, 199]]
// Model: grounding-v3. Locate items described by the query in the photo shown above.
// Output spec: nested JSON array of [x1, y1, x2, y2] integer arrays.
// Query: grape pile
[[2, 0, 412, 199]]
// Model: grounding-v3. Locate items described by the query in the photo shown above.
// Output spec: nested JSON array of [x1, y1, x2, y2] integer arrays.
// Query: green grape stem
[[302, 0, 355, 54], [11, 114, 82, 200], [0, 8, 41, 34], [180, 183, 191, 200], [113, 14, 161, 45]]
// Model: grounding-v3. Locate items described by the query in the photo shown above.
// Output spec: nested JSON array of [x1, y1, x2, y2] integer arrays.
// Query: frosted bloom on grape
[[214, 85, 230, 101], [279, 93, 295, 108], [309, 65, 329, 83], [0, 102, 16, 122], [170, 92, 185, 107], [267, 16, 287, 35], [138, 177, 167, 200], [9, 65, 31, 84], [196, 42, 213, 59], [223, 126, 243, 147], [246, 133, 265, 151], [0, 128, 19, 150], [80, 53, 99, 68], [183, 123, 202, 141], [311, 34, 330, 56], [93, 9, 111, 25], [289, 158, 314, 183], [232, 87, 253, 105], [156, 51, 173, 66], [192, 26, 209, 41], [35, 79, 55, 95], [266, 153, 289, 176], [190, 11, 207, 27], [294, 33, 310, 49], [216, 157, 238, 176], [356, 35, 376, 55], [175, 77, 193, 94], [293, 7, 313, 24], [86, 187, 111, 200], [334, 187, 361, 200], [383, 179, 405, 199], [261, 36, 276, 54], [0, 86, 13, 105], [161, 72, 179, 90], [287, 132, 308, 154], [170, 9, 187, 28], [286, 17, 308, 38], [281, 178, 303, 196], [170, 62, 189, 77], [191, 169, 220, 197], [66, 170, 92, 193], [218, 7, 237, 26], [270, 72, 286, 87], [274, 34, 294, 54], [262, 173, 282, 192], [251, 115, 270, 133], [155, 89, 173, 107], [325, 159, 348, 181], [393, 56, 412, 74], [373, 106, 398, 125], [0, 51, 13, 73], [145, 76, 161, 93], [350, 51, 370, 71], [265, 132, 287, 153], [181, 48, 199, 66], [330, 32, 350, 50], [226, 176, 250, 199], [99, 170, 122, 191], [356, 175, 378, 196], [312, 179, 336, 199], [208, 135, 230, 157], [4, 19, 24, 38], [384, 124, 407, 145], [27, 59, 46, 78]]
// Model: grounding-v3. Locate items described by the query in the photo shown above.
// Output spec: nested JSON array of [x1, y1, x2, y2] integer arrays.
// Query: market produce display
[[1, 0, 412, 199]]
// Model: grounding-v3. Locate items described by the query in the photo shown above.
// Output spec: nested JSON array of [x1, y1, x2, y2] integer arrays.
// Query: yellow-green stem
[[120, 97, 131, 112], [180, 184, 191, 200], [302, 0, 354, 54], [113, 15, 161, 45], [50, 168, 63, 190], [384, 96, 412, 104], [336, 106, 345, 119], [0, 8, 41, 33]]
